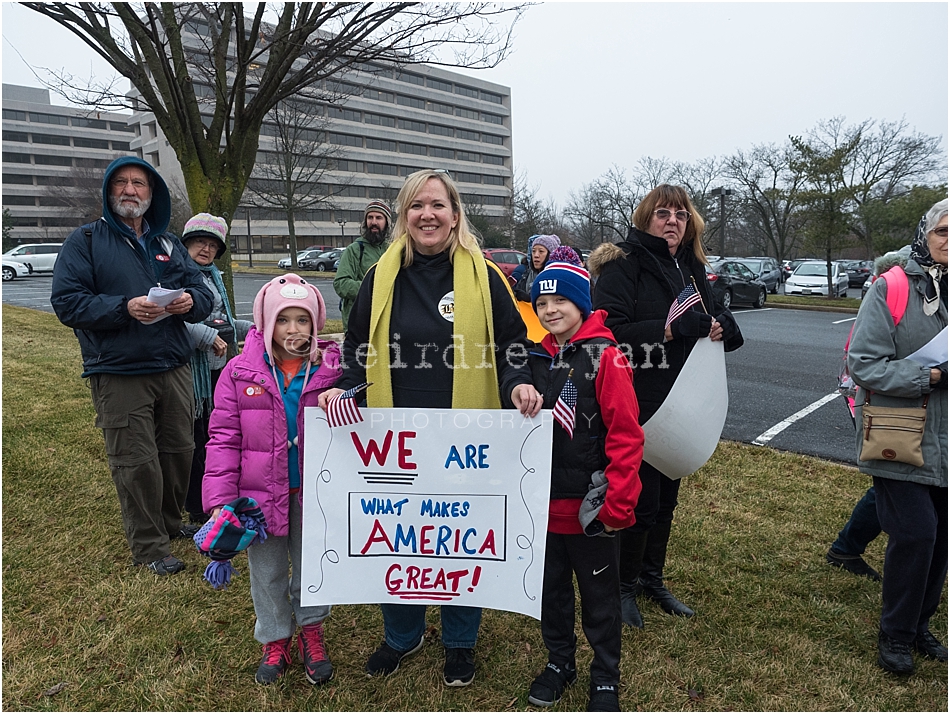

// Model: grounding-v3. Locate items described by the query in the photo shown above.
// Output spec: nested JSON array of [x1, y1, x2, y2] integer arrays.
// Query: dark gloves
[[936, 361, 948, 390], [671, 310, 712, 340], [715, 312, 737, 342]]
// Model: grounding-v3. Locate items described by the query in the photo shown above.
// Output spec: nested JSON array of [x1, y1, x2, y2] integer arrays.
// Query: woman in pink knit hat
[[203, 274, 342, 686]]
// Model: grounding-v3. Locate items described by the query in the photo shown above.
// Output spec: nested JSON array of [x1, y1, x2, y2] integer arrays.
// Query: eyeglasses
[[932, 226, 948, 238], [110, 177, 149, 190], [653, 208, 690, 222]]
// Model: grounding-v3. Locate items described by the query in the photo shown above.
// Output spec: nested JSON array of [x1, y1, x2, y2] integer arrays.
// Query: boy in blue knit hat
[[526, 261, 644, 712]]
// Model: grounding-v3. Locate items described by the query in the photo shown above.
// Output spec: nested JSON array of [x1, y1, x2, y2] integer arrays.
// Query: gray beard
[[110, 194, 152, 220]]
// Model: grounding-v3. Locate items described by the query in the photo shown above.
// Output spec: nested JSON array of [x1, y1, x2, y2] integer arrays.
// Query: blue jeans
[[381, 603, 482, 651], [831, 487, 881, 556]]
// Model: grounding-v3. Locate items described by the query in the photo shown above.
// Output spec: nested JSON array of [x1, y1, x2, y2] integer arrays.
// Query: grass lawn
[[767, 294, 861, 312], [2, 305, 945, 711]]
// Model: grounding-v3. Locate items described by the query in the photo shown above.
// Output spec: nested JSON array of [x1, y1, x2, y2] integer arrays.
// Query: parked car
[[705, 260, 768, 309], [839, 259, 874, 288], [482, 248, 527, 278], [784, 260, 849, 297], [782, 258, 815, 281], [734, 257, 782, 294], [3, 243, 62, 273], [304, 244, 334, 254], [2, 258, 33, 282], [861, 276, 873, 300], [300, 249, 343, 272], [278, 249, 325, 269]]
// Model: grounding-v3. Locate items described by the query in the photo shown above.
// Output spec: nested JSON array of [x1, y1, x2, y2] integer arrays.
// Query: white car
[[784, 260, 849, 297], [2, 258, 33, 281], [278, 249, 325, 269], [2, 243, 62, 273]]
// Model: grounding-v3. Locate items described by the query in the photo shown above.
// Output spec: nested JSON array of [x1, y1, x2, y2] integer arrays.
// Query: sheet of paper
[[142, 287, 185, 324], [905, 327, 948, 367]]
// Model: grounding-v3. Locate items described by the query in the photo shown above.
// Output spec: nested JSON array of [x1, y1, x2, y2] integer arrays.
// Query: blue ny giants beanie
[[531, 261, 593, 318]]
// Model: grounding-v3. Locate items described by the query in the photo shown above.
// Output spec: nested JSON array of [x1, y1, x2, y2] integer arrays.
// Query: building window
[[364, 89, 395, 103], [4, 131, 29, 143], [481, 91, 503, 104], [111, 122, 136, 133], [43, 217, 82, 227], [112, 141, 132, 151], [428, 124, 453, 137], [148, 152, 160, 167], [400, 142, 427, 156], [398, 119, 426, 133], [75, 157, 111, 168], [466, 194, 505, 206], [7, 217, 37, 226], [454, 85, 479, 99], [430, 147, 454, 159], [400, 166, 426, 177], [336, 160, 362, 172], [364, 113, 396, 128], [455, 172, 481, 184], [3, 152, 32, 164], [482, 113, 504, 125], [455, 107, 479, 121], [39, 196, 72, 206], [427, 77, 453, 93], [396, 95, 425, 109], [328, 106, 361, 122], [366, 162, 399, 176], [74, 137, 111, 149], [329, 132, 363, 147], [72, 117, 108, 129], [3, 109, 26, 121], [483, 154, 505, 166], [428, 101, 453, 115], [333, 185, 367, 198], [34, 154, 73, 166], [3, 195, 36, 205], [483, 174, 505, 186], [32, 134, 72, 146], [366, 138, 398, 152], [2, 174, 33, 184], [457, 150, 480, 163], [482, 133, 504, 145], [28, 112, 69, 125], [457, 129, 480, 142], [399, 72, 425, 86]]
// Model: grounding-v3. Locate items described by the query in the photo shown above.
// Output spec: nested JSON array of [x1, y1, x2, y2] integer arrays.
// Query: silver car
[[3, 243, 62, 273], [784, 260, 849, 297], [278, 249, 324, 269]]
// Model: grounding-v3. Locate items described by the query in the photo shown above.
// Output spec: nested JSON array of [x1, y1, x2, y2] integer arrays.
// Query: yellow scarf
[[367, 238, 504, 409]]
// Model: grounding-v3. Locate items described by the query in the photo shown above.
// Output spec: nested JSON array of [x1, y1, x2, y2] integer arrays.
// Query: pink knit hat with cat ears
[[252, 274, 326, 364]]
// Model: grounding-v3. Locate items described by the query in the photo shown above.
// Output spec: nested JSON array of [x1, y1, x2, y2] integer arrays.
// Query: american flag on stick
[[326, 382, 372, 428], [664, 284, 703, 330], [553, 369, 577, 439]]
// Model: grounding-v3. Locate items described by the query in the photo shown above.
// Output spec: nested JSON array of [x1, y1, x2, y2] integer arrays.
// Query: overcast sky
[[3, 2, 947, 207]]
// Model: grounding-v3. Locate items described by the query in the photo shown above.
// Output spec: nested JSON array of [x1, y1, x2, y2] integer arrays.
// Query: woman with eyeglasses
[[588, 184, 743, 629], [847, 199, 947, 674]]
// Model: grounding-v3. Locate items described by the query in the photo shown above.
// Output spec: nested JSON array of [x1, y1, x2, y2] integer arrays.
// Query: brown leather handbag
[[859, 392, 930, 467]]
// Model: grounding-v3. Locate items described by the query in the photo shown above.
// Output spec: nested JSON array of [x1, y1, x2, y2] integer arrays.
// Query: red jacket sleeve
[[595, 345, 643, 529]]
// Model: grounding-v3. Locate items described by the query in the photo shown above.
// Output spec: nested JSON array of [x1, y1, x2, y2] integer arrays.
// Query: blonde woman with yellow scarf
[[319, 169, 540, 687]]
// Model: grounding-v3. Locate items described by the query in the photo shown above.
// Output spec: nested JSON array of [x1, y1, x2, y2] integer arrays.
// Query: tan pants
[[90, 365, 195, 564]]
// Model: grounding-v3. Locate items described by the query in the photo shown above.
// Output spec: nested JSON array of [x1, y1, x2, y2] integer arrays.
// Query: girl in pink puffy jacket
[[203, 274, 341, 686]]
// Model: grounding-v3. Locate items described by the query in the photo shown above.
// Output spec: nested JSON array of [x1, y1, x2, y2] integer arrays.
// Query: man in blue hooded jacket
[[52, 157, 213, 576]]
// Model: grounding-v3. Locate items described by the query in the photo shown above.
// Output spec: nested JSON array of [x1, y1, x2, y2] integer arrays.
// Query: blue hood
[[101, 156, 171, 238]]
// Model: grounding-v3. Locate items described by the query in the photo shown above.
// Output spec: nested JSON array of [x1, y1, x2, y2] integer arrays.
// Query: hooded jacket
[[529, 310, 643, 533], [51, 156, 213, 376], [589, 227, 743, 422], [333, 235, 388, 330], [202, 329, 343, 536]]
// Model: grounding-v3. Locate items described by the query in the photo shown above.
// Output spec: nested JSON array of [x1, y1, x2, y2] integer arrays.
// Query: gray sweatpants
[[247, 496, 330, 644]]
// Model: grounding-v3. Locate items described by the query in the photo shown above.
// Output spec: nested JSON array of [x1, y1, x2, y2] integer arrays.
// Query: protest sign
[[300, 408, 553, 619]]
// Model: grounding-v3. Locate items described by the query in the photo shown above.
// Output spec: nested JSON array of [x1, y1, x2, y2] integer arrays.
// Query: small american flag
[[664, 284, 703, 330], [553, 370, 577, 439], [326, 382, 371, 428]]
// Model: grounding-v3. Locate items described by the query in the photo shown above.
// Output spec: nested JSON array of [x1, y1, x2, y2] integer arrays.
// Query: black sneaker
[[826, 548, 882, 581], [443, 647, 475, 687], [528, 661, 577, 706], [878, 630, 914, 675], [365, 636, 424, 676], [913, 631, 948, 662], [176, 523, 201, 539], [587, 684, 620, 712], [143, 554, 186, 576], [255, 637, 292, 685]]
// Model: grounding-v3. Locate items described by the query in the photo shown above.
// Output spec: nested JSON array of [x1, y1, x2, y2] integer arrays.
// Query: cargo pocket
[[95, 412, 131, 461]]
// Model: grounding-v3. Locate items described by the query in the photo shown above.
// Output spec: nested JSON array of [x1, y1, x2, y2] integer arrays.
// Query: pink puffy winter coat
[[202, 327, 341, 536]]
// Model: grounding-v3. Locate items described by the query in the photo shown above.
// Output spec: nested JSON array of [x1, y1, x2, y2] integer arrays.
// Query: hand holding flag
[[326, 382, 372, 428], [664, 284, 703, 330]]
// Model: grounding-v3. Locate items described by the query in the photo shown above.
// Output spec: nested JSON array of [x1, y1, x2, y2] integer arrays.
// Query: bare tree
[[507, 169, 561, 249], [244, 97, 344, 269]]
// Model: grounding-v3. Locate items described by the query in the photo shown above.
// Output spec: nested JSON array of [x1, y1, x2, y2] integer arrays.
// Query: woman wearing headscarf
[[181, 214, 252, 524], [589, 184, 743, 629], [319, 169, 539, 688], [848, 198, 948, 674]]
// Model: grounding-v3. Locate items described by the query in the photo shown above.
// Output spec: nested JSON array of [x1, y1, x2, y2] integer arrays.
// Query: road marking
[[832, 317, 856, 324], [732, 307, 774, 314], [752, 391, 841, 446]]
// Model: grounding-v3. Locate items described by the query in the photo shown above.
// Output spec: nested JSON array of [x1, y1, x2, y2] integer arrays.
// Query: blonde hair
[[632, 184, 708, 265], [392, 170, 481, 267]]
